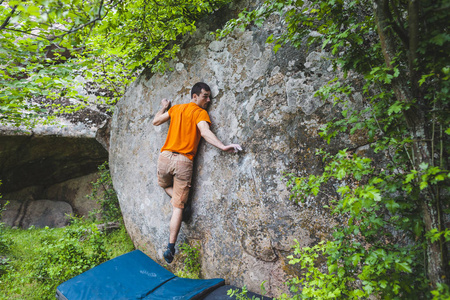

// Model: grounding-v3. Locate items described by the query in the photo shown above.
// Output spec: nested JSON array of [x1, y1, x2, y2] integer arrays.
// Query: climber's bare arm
[[197, 121, 242, 152], [152, 99, 171, 126]]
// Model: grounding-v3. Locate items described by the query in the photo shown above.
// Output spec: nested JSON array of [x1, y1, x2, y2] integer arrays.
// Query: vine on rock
[[218, 0, 449, 298], [88, 161, 122, 223]]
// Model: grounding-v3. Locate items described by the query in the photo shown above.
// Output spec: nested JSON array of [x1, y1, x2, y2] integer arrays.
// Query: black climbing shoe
[[163, 247, 175, 264]]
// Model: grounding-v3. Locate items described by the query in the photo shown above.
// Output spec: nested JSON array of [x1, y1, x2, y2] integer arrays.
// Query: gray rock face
[[2, 173, 101, 217], [96, 118, 112, 151], [40, 173, 102, 217], [109, 2, 367, 297], [1, 199, 73, 228]]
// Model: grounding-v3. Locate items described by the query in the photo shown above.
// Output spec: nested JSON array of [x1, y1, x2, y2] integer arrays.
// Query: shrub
[[175, 242, 201, 279], [0, 217, 134, 299], [227, 282, 267, 300], [33, 217, 109, 296], [88, 161, 122, 223]]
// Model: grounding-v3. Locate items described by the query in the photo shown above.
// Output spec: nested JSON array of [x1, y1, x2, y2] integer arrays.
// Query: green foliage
[[1, 0, 231, 126], [283, 150, 426, 299], [431, 283, 450, 300], [175, 241, 201, 279], [218, 0, 449, 298], [0, 218, 134, 299], [88, 161, 122, 223], [227, 281, 267, 300], [33, 217, 109, 296]]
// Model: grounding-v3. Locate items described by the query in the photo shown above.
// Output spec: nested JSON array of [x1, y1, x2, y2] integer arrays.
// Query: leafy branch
[[218, 0, 449, 297]]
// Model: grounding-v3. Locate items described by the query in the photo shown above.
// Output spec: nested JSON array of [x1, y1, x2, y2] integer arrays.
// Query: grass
[[0, 219, 135, 300]]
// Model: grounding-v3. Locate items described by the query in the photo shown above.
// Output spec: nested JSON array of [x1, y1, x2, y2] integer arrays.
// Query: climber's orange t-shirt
[[160, 102, 211, 160]]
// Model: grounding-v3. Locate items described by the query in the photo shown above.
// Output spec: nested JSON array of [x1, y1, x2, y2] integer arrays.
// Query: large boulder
[[109, 1, 367, 297]]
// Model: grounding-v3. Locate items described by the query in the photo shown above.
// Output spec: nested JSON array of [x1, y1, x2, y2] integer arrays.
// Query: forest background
[[0, 0, 449, 299]]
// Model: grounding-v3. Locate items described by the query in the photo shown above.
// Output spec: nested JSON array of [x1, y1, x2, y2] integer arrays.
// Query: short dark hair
[[191, 82, 211, 99]]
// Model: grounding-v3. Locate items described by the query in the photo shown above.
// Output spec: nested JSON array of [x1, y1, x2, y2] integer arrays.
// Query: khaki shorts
[[157, 151, 193, 209]]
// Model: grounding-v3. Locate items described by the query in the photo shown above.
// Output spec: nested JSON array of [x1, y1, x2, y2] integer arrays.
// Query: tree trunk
[[374, 0, 449, 289]]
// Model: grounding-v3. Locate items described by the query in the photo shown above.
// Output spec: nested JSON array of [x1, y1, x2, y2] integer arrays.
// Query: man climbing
[[152, 82, 242, 264]]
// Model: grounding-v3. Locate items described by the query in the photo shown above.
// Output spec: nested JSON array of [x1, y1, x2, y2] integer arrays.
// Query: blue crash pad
[[56, 250, 224, 300]]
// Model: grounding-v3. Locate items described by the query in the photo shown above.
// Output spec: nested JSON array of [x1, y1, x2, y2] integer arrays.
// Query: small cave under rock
[[0, 134, 108, 228]]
